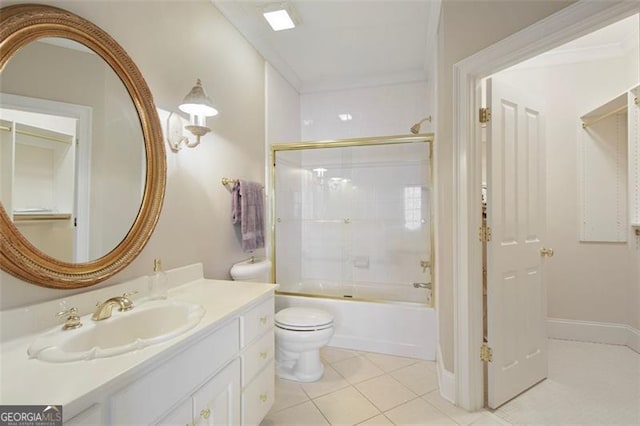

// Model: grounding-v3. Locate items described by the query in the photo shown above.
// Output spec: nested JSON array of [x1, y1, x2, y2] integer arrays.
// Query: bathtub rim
[[275, 290, 433, 308]]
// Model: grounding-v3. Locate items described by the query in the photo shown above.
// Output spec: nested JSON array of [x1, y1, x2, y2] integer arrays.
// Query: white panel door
[[486, 77, 548, 409]]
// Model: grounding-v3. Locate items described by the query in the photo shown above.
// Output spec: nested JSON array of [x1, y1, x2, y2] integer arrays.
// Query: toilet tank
[[230, 258, 272, 282]]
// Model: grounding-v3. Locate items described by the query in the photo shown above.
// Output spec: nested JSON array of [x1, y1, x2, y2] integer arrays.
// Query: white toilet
[[274, 307, 334, 382], [229, 258, 334, 382]]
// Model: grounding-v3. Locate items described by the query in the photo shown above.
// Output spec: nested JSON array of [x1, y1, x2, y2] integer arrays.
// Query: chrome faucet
[[92, 291, 137, 321]]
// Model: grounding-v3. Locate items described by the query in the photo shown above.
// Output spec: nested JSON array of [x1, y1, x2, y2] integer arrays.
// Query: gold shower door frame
[[270, 133, 435, 307]]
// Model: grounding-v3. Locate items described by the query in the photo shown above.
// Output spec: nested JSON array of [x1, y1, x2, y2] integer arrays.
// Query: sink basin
[[28, 300, 206, 363]]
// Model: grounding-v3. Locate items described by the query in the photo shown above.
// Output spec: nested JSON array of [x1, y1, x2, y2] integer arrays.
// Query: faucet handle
[[57, 307, 82, 330], [123, 290, 138, 298], [57, 306, 78, 317], [121, 290, 138, 310]]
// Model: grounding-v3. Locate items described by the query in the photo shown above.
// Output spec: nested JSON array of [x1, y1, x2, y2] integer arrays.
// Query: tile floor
[[259, 347, 502, 425], [495, 339, 640, 425], [260, 339, 640, 425]]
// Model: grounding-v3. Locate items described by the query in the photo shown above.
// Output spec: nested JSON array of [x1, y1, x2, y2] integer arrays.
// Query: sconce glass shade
[[178, 79, 218, 117], [167, 78, 218, 152]]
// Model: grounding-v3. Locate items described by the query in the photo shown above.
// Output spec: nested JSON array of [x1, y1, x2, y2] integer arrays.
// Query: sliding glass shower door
[[273, 137, 433, 305]]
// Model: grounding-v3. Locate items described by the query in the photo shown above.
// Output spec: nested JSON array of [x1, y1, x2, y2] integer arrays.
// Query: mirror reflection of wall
[[0, 38, 145, 262]]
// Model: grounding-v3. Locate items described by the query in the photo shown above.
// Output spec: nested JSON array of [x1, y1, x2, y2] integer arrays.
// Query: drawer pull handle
[[259, 393, 268, 402], [260, 350, 268, 359], [259, 315, 268, 324], [200, 408, 211, 419]]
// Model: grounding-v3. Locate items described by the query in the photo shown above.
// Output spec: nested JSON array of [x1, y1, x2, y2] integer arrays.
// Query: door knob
[[200, 408, 211, 419], [540, 247, 554, 257]]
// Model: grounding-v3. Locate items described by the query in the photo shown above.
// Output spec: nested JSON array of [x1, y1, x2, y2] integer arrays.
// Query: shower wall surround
[[275, 141, 432, 305], [301, 81, 433, 141]]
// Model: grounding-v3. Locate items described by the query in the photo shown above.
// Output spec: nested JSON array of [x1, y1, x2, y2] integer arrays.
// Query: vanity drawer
[[110, 319, 239, 425], [241, 297, 274, 347], [241, 360, 274, 426], [242, 329, 274, 387]]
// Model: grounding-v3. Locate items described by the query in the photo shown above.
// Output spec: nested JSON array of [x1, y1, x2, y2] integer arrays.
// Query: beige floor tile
[[422, 390, 484, 425], [271, 377, 310, 412], [470, 412, 512, 425], [332, 355, 385, 384], [422, 359, 438, 373], [314, 386, 381, 426], [362, 352, 419, 372], [356, 414, 394, 425], [321, 346, 360, 364], [385, 397, 457, 425], [355, 374, 417, 412], [260, 400, 329, 426], [390, 361, 439, 395], [301, 364, 351, 399]]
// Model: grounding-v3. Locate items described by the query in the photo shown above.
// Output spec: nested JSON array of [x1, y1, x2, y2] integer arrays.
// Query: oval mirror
[[0, 5, 166, 288]]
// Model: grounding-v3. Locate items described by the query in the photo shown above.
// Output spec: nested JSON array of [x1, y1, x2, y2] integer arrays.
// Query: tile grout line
[[308, 397, 333, 426], [418, 393, 466, 426], [269, 350, 442, 425]]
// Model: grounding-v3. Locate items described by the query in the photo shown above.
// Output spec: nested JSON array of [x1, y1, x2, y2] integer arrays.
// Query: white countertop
[[0, 276, 275, 417]]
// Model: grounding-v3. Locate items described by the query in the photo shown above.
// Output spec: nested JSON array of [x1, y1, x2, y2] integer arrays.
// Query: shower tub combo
[[271, 135, 436, 360]]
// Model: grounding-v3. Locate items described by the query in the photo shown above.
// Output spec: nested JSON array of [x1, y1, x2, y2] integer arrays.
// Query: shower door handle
[[413, 282, 432, 289]]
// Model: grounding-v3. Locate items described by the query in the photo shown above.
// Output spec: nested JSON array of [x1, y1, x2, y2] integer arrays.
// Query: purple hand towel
[[231, 180, 264, 252]]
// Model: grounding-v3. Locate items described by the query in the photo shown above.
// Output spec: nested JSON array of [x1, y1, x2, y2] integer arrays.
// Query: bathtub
[[275, 290, 436, 360]]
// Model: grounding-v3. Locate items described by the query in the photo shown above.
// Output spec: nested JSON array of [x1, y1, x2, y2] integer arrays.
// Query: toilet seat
[[275, 308, 333, 331]]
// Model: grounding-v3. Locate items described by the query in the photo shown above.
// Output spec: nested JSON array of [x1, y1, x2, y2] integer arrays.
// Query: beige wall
[[497, 51, 639, 330], [436, 0, 575, 372], [0, 0, 265, 309]]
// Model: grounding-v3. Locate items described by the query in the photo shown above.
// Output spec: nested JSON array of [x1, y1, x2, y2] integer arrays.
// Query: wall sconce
[[167, 78, 218, 152]]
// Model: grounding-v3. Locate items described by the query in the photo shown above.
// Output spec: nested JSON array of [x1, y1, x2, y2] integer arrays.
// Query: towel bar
[[221, 177, 238, 186]]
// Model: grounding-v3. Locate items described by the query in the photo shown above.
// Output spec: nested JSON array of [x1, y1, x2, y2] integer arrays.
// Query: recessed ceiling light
[[338, 113, 353, 121], [263, 8, 296, 31]]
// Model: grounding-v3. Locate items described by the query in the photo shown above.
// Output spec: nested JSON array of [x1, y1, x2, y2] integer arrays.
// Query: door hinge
[[479, 224, 492, 242], [480, 343, 493, 362], [479, 107, 491, 124]]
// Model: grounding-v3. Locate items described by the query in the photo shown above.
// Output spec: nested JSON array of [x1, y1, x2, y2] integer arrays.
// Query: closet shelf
[[580, 92, 627, 129], [0, 124, 73, 145], [13, 212, 72, 222]]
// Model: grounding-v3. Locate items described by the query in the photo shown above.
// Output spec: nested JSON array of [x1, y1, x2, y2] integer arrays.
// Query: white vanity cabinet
[[107, 318, 240, 425], [239, 298, 275, 425], [60, 291, 275, 426], [64, 404, 104, 425], [158, 359, 240, 426]]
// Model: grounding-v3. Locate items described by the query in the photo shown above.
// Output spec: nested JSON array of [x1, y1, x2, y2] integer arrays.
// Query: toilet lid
[[275, 308, 333, 330]]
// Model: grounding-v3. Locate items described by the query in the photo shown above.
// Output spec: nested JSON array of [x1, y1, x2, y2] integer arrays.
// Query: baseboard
[[627, 326, 640, 354], [547, 318, 640, 354], [436, 343, 456, 404]]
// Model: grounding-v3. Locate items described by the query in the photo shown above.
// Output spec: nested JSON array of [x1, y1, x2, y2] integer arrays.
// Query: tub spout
[[413, 282, 432, 290]]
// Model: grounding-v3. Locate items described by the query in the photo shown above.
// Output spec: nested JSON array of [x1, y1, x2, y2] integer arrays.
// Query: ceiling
[[212, 0, 441, 94]]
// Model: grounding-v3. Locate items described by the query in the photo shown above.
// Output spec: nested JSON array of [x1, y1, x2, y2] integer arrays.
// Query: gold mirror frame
[[0, 4, 166, 288]]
